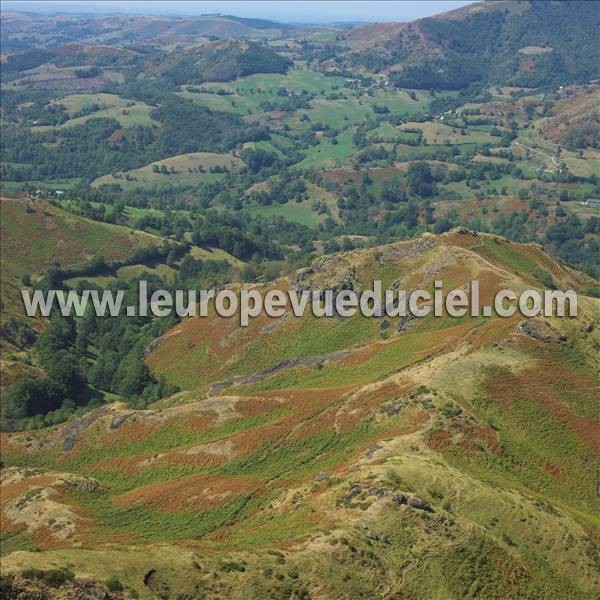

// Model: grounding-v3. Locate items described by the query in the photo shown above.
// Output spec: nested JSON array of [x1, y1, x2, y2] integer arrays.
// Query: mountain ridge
[[333, 1, 600, 88], [2, 228, 598, 598]]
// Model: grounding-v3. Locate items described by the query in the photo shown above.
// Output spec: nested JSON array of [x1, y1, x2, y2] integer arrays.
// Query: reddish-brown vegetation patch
[[442, 229, 481, 250], [335, 382, 407, 434], [339, 342, 382, 367], [0, 362, 43, 388], [458, 423, 502, 455], [483, 347, 600, 456], [541, 462, 564, 481], [182, 412, 219, 433], [115, 474, 263, 511], [0, 474, 57, 505], [107, 127, 126, 145], [320, 168, 369, 190], [476, 268, 509, 306], [540, 87, 600, 145], [0, 435, 29, 458], [425, 428, 453, 452], [254, 387, 349, 442], [468, 314, 521, 348], [235, 396, 284, 420], [54, 43, 137, 58]]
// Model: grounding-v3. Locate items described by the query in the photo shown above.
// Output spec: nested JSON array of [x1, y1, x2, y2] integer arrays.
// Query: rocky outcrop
[[336, 482, 433, 512], [377, 234, 440, 265], [291, 254, 361, 296], [516, 319, 567, 343], [61, 406, 113, 452], [407, 496, 434, 512], [208, 347, 356, 395]]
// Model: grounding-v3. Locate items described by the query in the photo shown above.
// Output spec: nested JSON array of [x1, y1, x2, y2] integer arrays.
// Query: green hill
[[158, 40, 293, 86], [0, 197, 159, 283], [339, 1, 600, 89], [2, 230, 598, 599], [0, 3, 599, 598], [0, 197, 160, 322]]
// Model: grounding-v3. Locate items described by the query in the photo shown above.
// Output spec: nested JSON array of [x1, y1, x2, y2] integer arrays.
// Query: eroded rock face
[[377, 234, 440, 265], [8, 405, 118, 454], [5, 397, 244, 455], [291, 254, 362, 297], [291, 234, 444, 297], [336, 482, 431, 512], [516, 319, 567, 342], [407, 496, 434, 512], [61, 406, 113, 452], [209, 348, 354, 395]]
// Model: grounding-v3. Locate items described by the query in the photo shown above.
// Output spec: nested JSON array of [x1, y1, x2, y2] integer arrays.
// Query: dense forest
[[1, 98, 269, 181], [161, 40, 292, 85], [345, 1, 600, 90]]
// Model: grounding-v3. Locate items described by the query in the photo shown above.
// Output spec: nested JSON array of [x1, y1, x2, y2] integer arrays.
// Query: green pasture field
[[398, 121, 496, 145], [292, 129, 356, 170], [0, 178, 82, 195], [32, 93, 157, 131], [244, 199, 322, 227], [179, 70, 354, 115], [92, 152, 244, 190]]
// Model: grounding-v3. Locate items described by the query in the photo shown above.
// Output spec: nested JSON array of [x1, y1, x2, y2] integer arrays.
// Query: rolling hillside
[[0, 196, 242, 357], [0, 13, 294, 51], [0, 197, 159, 283], [154, 40, 293, 85], [336, 1, 600, 88], [2, 230, 598, 599], [92, 151, 245, 191], [0, 197, 161, 325], [0, 3, 598, 598]]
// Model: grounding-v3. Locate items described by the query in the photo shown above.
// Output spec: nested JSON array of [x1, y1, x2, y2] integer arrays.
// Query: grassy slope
[[243, 182, 338, 226], [0, 197, 159, 280], [1, 231, 598, 598], [31, 93, 157, 131], [91, 152, 244, 190], [0, 197, 161, 318]]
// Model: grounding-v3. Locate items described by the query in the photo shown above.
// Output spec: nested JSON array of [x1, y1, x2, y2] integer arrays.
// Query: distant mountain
[[0, 12, 295, 51], [336, 1, 600, 89]]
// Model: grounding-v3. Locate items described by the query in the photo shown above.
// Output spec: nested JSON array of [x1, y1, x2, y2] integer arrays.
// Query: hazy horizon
[[1, 1, 477, 24]]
